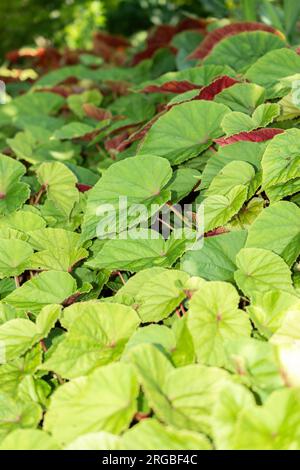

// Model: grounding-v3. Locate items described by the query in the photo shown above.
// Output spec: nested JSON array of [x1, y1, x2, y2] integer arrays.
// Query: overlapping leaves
[[0, 16, 299, 451]]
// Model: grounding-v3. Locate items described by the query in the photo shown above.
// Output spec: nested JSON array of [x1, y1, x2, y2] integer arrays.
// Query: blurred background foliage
[[1, 0, 300, 57]]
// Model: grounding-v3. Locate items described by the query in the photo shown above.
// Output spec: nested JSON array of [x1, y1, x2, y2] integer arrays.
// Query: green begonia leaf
[[234, 248, 294, 298], [0, 304, 61, 361], [247, 290, 300, 337], [0, 345, 42, 396], [0, 239, 33, 278], [0, 209, 46, 233], [203, 32, 286, 72], [44, 363, 139, 445], [212, 381, 255, 450], [27, 228, 88, 272], [233, 389, 300, 449], [134, 269, 189, 323], [127, 343, 229, 434], [122, 419, 211, 450], [201, 141, 265, 190], [138, 101, 230, 164], [37, 162, 79, 218], [181, 230, 247, 282], [188, 281, 251, 366], [0, 155, 30, 215], [246, 201, 300, 266], [221, 103, 280, 135], [225, 338, 284, 395], [0, 429, 59, 450], [87, 229, 190, 272], [81, 156, 172, 242], [0, 393, 42, 441], [245, 48, 300, 98], [205, 161, 256, 198], [41, 302, 140, 378], [2, 271, 77, 314], [215, 82, 265, 113], [203, 185, 248, 232], [261, 130, 300, 201], [65, 432, 121, 450], [53, 122, 95, 140]]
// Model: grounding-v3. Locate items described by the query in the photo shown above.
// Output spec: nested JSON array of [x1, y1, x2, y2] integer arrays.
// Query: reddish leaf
[[105, 131, 129, 154], [214, 128, 284, 146], [109, 122, 140, 136], [176, 18, 208, 34], [83, 104, 113, 121], [132, 24, 178, 65], [37, 86, 74, 98], [76, 183, 92, 193], [6, 47, 47, 62], [205, 227, 229, 237], [105, 80, 131, 96], [189, 22, 284, 60], [60, 49, 80, 66], [142, 80, 202, 94], [80, 130, 102, 142], [197, 75, 239, 100], [62, 292, 81, 307], [93, 31, 130, 48], [115, 112, 165, 152], [147, 24, 177, 48], [93, 32, 129, 64], [5, 50, 21, 62]]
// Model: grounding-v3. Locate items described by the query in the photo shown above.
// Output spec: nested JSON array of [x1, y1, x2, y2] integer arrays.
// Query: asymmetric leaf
[[2, 271, 77, 314], [203, 32, 286, 73], [234, 248, 294, 298], [181, 230, 247, 282], [53, 122, 95, 140], [123, 419, 211, 450], [246, 201, 300, 265], [138, 101, 230, 164], [0, 304, 61, 361], [27, 228, 88, 272], [44, 363, 139, 445], [188, 281, 251, 366], [81, 156, 172, 241], [0, 155, 30, 216], [261, 129, 300, 200], [0, 429, 59, 450], [127, 343, 229, 434], [245, 48, 300, 98], [0, 239, 33, 278], [87, 230, 189, 272], [134, 269, 189, 322], [203, 185, 248, 232], [37, 162, 79, 218], [41, 303, 140, 378]]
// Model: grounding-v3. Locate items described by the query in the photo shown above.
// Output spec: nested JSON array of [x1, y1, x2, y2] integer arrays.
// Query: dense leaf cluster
[[0, 18, 300, 450]]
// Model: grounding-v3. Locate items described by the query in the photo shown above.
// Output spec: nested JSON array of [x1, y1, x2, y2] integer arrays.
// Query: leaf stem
[[175, 307, 181, 318], [33, 184, 47, 205], [40, 339, 47, 352], [14, 276, 20, 288], [167, 203, 193, 229], [117, 271, 126, 285], [157, 217, 174, 231], [180, 303, 186, 316]]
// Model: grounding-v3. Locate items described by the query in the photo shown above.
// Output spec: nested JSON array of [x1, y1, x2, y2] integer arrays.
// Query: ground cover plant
[[0, 12, 300, 450]]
